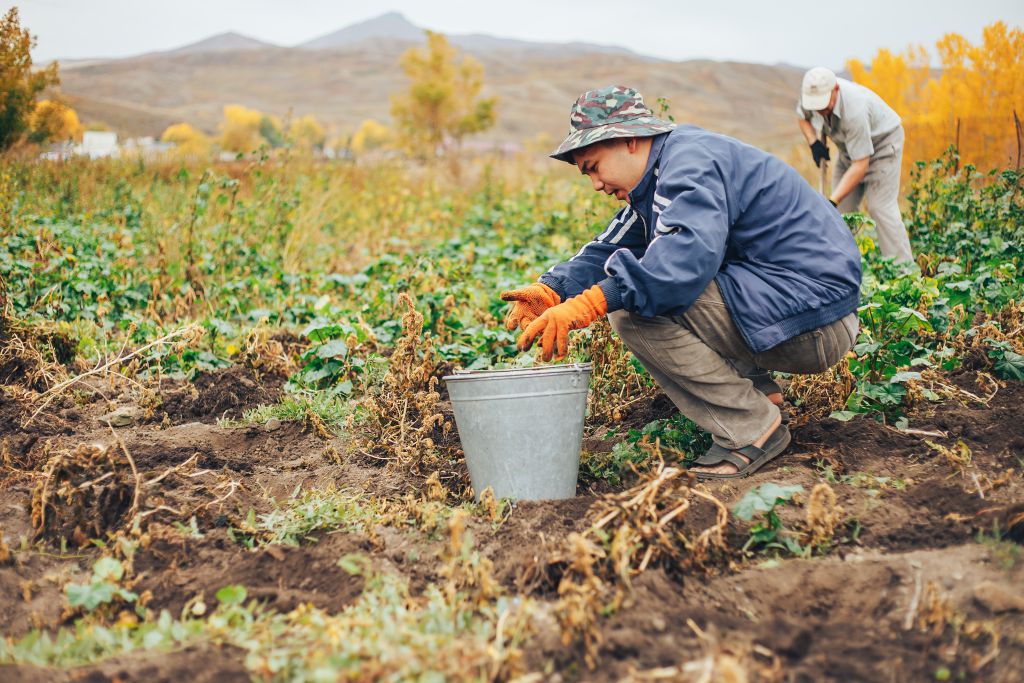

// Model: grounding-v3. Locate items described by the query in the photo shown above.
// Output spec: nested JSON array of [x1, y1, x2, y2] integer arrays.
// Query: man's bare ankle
[[753, 415, 783, 448]]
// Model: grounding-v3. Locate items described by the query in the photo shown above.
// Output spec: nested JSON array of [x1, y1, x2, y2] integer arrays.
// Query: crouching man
[[501, 86, 861, 479]]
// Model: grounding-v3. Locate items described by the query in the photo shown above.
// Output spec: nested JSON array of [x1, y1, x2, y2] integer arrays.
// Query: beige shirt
[[796, 77, 902, 161]]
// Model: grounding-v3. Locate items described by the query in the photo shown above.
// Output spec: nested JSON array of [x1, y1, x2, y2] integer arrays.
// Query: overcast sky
[[20, 0, 1024, 68]]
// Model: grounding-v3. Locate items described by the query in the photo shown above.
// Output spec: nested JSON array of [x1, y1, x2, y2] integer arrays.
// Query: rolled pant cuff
[[710, 403, 781, 450]]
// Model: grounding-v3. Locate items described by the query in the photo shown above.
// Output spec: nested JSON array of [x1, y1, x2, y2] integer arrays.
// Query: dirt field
[[1, 364, 1022, 682]]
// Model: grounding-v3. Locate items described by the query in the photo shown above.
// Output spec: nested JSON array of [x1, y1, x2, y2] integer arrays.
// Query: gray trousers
[[609, 280, 858, 449], [835, 127, 914, 262]]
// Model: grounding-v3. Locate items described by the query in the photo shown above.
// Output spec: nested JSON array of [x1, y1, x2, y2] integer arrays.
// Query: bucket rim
[[442, 362, 592, 382]]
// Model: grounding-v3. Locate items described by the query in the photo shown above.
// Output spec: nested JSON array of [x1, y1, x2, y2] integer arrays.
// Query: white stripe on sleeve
[[654, 215, 679, 234], [596, 207, 628, 241], [608, 211, 638, 244], [568, 241, 595, 261]]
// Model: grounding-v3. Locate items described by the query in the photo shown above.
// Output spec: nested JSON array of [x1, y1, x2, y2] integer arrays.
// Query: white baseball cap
[[801, 67, 837, 111]]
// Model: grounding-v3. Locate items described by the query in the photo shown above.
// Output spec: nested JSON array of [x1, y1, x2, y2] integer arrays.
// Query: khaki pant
[[609, 281, 858, 449], [835, 127, 914, 262]]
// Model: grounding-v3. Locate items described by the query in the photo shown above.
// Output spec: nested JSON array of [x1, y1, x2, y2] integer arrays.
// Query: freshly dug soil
[[133, 527, 368, 616], [0, 368, 1021, 681], [158, 364, 287, 425]]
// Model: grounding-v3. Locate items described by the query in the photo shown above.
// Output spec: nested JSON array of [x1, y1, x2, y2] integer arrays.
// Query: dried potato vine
[[803, 482, 844, 547], [353, 293, 460, 486], [554, 451, 731, 668]]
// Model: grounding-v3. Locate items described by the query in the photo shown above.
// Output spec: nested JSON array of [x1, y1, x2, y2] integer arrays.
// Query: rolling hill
[[53, 12, 806, 153]]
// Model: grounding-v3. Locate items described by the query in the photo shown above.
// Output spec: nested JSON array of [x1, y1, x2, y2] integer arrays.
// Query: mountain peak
[[299, 12, 423, 50], [375, 11, 411, 22], [169, 31, 276, 55]]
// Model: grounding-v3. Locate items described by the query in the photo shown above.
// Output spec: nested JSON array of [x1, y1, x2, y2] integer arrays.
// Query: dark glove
[[810, 140, 830, 168]]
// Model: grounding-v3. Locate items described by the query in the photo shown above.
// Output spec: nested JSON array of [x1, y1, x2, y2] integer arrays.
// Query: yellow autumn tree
[[218, 104, 264, 153], [288, 114, 326, 151], [0, 8, 60, 150], [160, 122, 210, 157], [28, 99, 83, 143], [848, 21, 1024, 175], [390, 31, 497, 158], [350, 118, 392, 155]]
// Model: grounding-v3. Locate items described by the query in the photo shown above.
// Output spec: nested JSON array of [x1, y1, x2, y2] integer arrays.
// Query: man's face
[[820, 85, 840, 116], [572, 138, 649, 202]]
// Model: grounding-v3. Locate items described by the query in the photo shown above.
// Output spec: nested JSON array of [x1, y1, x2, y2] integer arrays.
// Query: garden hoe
[[818, 130, 829, 196]]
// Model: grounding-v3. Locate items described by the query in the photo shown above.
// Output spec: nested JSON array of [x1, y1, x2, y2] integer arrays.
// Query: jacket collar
[[629, 132, 669, 203]]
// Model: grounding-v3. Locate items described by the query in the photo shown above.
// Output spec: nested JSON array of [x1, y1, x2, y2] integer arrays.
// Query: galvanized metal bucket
[[443, 363, 592, 501]]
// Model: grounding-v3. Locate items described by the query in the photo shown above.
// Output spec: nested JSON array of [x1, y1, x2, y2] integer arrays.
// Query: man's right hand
[[810, 140, 830, 168], [499, 283, 561, 331]]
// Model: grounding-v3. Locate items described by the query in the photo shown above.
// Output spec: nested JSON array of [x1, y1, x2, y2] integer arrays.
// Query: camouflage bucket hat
[[550, 85, 676, 164]]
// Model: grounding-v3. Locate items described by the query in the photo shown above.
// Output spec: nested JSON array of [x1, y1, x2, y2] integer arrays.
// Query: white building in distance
[[78, 131, 119, 158]]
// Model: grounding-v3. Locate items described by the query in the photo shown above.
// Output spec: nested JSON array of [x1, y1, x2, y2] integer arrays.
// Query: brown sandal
[[690, 424, 792, 480]]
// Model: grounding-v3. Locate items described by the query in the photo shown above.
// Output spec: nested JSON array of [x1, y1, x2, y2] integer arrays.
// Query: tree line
[[848, 21, 1023, 175], [1, 7, 496, 160], [4, 5, 1019, 171]]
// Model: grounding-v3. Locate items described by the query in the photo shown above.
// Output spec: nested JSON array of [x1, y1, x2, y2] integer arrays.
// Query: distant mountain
[[54, 13, 808, 153], [59, 54, 804, 152], [449, 35, 638, 59], [299, 11, 639, 58], [168, 31, 277, 55], [300, 11, 423, 49]]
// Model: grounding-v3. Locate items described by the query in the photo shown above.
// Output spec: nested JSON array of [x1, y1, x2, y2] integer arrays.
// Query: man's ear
[[627, 137, 638, 153]]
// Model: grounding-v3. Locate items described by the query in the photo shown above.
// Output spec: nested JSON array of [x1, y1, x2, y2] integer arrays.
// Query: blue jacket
[[540, 126, 862, 354]]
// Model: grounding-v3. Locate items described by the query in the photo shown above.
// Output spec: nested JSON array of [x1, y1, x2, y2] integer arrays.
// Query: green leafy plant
[[64, 557, 138, 612], [581, 441, 652, 486], [986, 338, 1024, 380], [0, 610, 205, 667], [4, 568, 533, 681], [808, 153, 1024, 426], [229, 488, 382, 548], [225, 391, 352, 435], [582, 414, 711, 485], [215, 584, 248, 606], [733, 483, 806, 556], [818, 463, 908, 497], [292, 319, 381, 392]]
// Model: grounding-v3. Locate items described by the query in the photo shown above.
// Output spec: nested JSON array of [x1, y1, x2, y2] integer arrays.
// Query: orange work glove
[[499, 282, 561, 331], [517, 285, 608, 362]]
